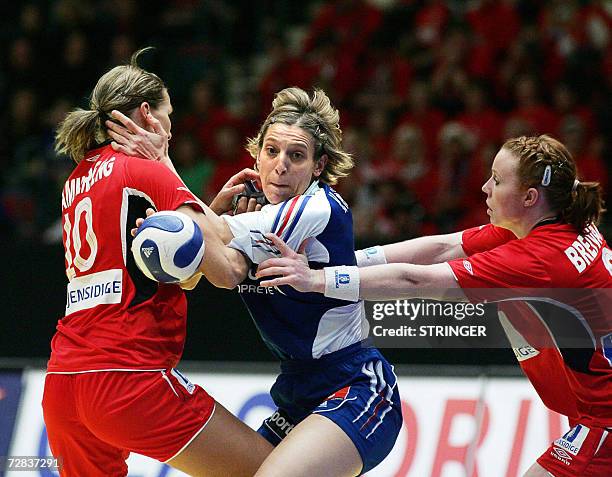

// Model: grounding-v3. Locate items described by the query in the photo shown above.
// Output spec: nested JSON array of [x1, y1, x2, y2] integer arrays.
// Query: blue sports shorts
[[258, 342, 402, 474]]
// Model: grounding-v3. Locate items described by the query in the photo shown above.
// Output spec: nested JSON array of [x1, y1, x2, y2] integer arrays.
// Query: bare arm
[[296, 263, 462, 301], [381, 231, 466, 264], [177, 206, 248, 289], [193, 203, 235, 244], [357, 231, 467, 268], [358, 263, 461, 300], [257, 234, 464, 301]]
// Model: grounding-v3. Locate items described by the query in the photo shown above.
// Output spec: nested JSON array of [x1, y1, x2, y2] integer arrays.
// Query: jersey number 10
[[64, 197, 98, 280]]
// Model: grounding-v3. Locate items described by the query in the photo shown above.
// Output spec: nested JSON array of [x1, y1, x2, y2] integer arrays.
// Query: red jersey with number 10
[[47, 144, 203, 373], [449, 223, 612, 428]]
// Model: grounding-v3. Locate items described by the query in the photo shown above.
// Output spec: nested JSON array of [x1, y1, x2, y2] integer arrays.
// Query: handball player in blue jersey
[[113, 87, 402, 476]]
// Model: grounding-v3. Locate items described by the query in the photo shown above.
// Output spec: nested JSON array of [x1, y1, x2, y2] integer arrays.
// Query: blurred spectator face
[[53, 0, 93, 27], [548, 0, 579, 30], [256, 123, 325, 204], [559, 116, 586, 154], [391, 125, 423, 162], [464, 85, 485, 112], [341, 127, 360, 155], [415, 0, 448, 46], [45, 99, 73, 129], [438, 123, 474, 160], [367, 109, 389, 136], [64, 32, 87, 66], [441, 29, 468, 65], [213, 126, 240, 160], [584, 8, 609, 50], [342, 126, 372, 163], [11, 89, 36, 124], [552, 84, 574, 113], [504, 117, 533, 138], [10, 38, 32, 70], [175, 135, 199, 167], [21, 4, 42, 33], [515, 76, 539, 106], [408, 82, 429, 111], [110, 35, 134, 64], [191, 81, 213, 114]]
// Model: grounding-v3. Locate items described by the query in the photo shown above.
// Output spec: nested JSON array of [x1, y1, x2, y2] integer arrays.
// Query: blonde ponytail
[[55, 109, 102, 162], [54, 47, 165, 163]]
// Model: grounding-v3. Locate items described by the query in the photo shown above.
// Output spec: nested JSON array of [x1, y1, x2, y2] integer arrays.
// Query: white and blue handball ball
[[131, 211, 205, 283]]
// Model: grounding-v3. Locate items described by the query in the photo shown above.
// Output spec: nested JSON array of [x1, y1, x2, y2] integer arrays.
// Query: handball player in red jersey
[[43, 49, 273, 477], [257, 135, 611, 477]]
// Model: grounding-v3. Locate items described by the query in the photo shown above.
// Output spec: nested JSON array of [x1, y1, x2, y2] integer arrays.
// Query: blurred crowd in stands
[[1, 0, 610, 244]]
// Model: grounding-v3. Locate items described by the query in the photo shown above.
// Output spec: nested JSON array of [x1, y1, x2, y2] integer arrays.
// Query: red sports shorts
[[537, 422, 611, 476], [42, 369, 215, 477]]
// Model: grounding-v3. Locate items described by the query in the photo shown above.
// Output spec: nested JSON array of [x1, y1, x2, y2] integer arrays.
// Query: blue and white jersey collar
[[303, 180, 321, 196]]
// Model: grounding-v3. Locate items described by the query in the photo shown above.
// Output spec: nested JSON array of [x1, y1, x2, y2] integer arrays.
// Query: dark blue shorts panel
[[259, 347, 402, 475], [312, 359, 402, 474]]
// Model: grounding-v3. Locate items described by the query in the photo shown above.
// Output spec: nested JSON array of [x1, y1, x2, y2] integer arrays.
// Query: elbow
[[199, 245, 248, 289], [399, 266, 417, 285], [210, 274, 240, 290], [209, 278, 237, 290], [212, 264, 244, 290], [399, 264, 427, 289]]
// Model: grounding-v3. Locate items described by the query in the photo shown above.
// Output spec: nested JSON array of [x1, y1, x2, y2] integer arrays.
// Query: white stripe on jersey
[[595, 430, 609, 455], [328, 188, 349, 212]]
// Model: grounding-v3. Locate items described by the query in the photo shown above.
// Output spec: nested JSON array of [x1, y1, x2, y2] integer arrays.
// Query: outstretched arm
[[382, 232, 466, 264], [356, 232, 466, 267], [257, 234, 463, 302], [357, 263, 460, 300]]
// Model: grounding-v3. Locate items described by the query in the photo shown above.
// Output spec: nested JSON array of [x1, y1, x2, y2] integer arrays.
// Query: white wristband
[[324, 266, 360, 302], [355, 246, 387, 267]]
